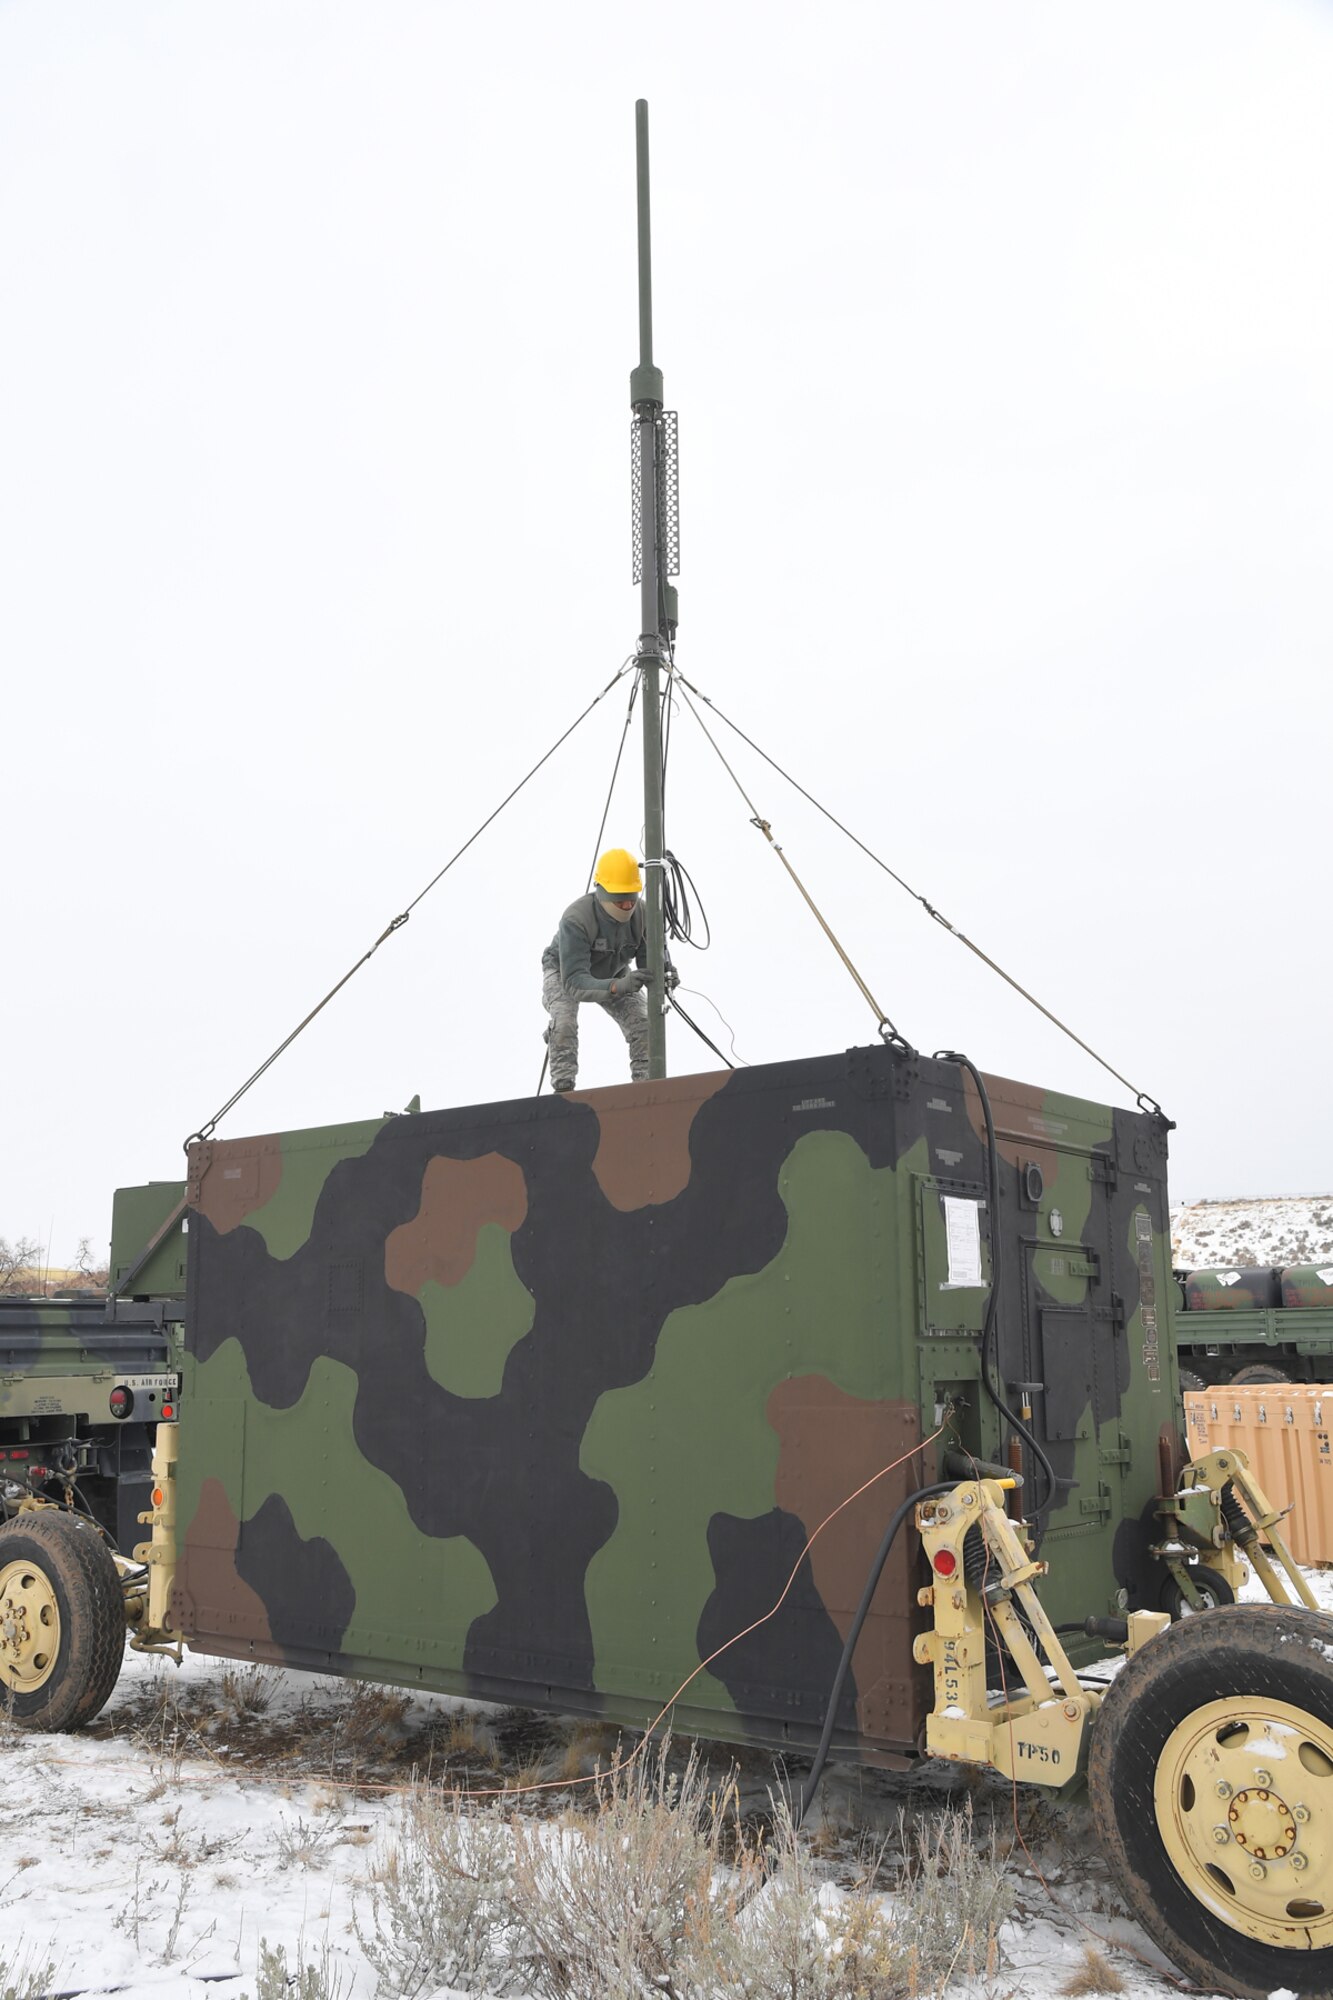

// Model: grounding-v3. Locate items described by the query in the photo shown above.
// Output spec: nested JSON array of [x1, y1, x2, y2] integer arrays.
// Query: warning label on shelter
[[941, 1195, 985, 1289]]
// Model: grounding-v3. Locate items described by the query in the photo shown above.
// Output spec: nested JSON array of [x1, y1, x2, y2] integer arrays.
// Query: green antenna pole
[[632, 98, 668, 1081]]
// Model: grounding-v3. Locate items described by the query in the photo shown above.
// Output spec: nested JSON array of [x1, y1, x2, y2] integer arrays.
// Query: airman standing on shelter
[[542, 848, 650, 1091]]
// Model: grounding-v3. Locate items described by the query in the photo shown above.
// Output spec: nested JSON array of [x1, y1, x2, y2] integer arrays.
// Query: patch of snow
[[16, 1585, 1333, 2000], [1172, 1194, 1333, 1272]]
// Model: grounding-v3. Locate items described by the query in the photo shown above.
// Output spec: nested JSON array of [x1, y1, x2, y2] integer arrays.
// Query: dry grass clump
[[0, 1939, 57, 2000], [221, 1663, 277, 1717], [553, 1718, 619, 1782], [439, 1711, 500, 1763], [272, 1808, 346, 1870], [879, 1800, 1015, 1991], [510, 1740, 726, 1996], [249, 1935, 348, 2000], [358, 1742, 1016, 2000], [1061, 1943, 1127, 1995], [699, 1796, 1012, 2000], [357, 1782, 522, 1999], [336, 1681, 411, 1748], [391, 1704, 504, 1783]]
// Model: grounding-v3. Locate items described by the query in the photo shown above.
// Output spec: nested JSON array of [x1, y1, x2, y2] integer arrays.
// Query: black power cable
[[665, 991, 732, 1068], [935, 1049, 1059, 1528], [797, 1479, 956, 1826]]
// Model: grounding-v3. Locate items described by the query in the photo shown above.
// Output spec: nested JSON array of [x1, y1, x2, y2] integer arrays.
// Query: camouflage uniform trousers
[[542, 966, 649, 1086]]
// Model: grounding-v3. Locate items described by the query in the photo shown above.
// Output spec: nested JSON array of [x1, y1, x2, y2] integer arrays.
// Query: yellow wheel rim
[[1155, 1696, 1333, 1948], [0, 1556, 61, 1696]]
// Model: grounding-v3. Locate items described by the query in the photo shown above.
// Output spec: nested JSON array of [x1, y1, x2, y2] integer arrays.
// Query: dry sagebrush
[[359, 1742, 1015, 2000]]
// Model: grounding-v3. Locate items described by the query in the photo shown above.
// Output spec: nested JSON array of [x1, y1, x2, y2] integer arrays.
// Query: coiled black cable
[[661, 849, 710, 952]]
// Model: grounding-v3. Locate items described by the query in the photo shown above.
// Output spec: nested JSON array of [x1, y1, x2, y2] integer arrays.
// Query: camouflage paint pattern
[[0, 1298, 170, 1425], [154, 1043, 1178, 1763]]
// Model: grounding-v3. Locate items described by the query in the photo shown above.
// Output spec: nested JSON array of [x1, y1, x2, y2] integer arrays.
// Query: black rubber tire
[[1159, 1564, 1236, 1618], [0, 1510, 126, 1730], [1230, 1364, 1289, 1386], [1178, 1368, 1206, 1393], [1089, 1606, 1333, 1997]]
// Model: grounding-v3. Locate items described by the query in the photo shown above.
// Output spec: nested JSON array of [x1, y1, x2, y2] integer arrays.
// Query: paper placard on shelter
[[941, 1195, 985, 1289]]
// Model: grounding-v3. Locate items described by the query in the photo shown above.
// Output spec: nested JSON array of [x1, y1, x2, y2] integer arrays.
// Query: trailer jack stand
[[1160, 1446, 1319, 1612], [131, 1422, 182, 1652], [912, 1478, 1170, 1786]]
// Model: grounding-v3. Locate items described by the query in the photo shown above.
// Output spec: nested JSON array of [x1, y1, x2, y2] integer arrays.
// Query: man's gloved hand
[[665, 963, 681, 991], [610, 968, 649, 995]]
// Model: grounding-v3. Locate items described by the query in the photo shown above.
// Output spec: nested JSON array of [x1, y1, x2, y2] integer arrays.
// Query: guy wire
[[671, 668, 1167, 1119], [672, 675, 909, 1048], [187, 658, 637, 1149]]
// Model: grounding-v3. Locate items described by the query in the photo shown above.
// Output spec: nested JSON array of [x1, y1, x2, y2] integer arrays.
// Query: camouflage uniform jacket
[[541, 893, 646, 994]]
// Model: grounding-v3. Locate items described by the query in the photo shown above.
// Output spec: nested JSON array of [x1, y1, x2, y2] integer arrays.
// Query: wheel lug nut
[[1249, 1862, 1267, 1881], [1294, 1805, 1310, 1824], [1216, 1782, 1232, 1799], [1212, 1827, 1230, 1845], [1255, 1770, 1273, 1788], [1291, 1853, 1309, 1873]]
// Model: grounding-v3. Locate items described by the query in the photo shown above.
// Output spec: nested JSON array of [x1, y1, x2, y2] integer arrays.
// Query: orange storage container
[[1290, 1387, 1333, 1564], [1181, 1383, 1333, 1565]]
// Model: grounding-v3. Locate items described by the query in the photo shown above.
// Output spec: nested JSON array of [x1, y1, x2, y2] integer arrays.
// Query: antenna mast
[[630, 98, 678, 1082]]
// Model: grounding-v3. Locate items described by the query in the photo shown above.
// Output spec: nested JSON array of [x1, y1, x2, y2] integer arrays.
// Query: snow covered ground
[[1172, 1194, 1333, 1272], [4, 1567, 1332, 2000]]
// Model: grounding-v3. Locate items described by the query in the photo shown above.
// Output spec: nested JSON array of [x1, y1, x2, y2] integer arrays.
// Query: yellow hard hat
[[594, 848, 643, 896]]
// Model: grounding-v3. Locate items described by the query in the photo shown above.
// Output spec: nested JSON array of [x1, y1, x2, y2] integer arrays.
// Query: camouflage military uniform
[[542, 892, 649, 1088]]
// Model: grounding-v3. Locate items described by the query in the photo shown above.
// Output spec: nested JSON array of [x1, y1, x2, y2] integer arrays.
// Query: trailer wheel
[[1159, 1565, 1235, 1618], [0, 1510, 126, 1730], [1230, 1364, 1288, 1386], [1178, 1367, 1206, 1393], [1089, 1606, 1333, 1997]]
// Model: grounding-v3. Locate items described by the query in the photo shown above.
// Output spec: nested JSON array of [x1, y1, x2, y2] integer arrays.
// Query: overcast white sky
[[2, 0, 1331, 1256]]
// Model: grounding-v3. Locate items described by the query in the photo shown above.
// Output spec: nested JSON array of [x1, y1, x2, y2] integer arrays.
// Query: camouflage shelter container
[[162, 1042, 1177, 1765]]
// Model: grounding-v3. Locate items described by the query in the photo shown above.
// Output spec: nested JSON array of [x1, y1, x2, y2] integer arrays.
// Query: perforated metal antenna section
[[631, 422, 644, 584], [630, 413, 680, 583], [659, 410, 680, 577]]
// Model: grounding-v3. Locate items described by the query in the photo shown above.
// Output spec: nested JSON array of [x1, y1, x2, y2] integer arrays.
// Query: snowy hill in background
[[1171, 1194, 1333, 1271]]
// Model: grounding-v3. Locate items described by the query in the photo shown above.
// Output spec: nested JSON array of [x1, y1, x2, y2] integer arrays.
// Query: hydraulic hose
[[1055, 1616, 1129, 1643], [797, 1479, 955, 1826]]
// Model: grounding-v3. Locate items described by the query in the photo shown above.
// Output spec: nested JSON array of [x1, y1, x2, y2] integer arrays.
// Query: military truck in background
[[1174, 1263, 1333, 1386], [0, 1232, 179, 1558]]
